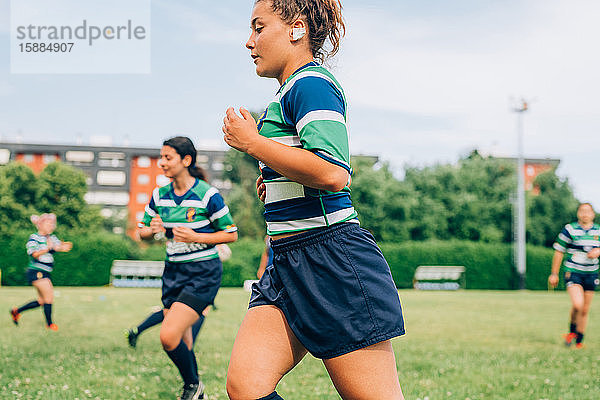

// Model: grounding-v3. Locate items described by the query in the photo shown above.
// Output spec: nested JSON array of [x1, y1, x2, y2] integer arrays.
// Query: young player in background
[[10, 213, 72, 331], [138, 136, 237, 400], [222, 1, 405, 399], [549, 202, 600, 349]]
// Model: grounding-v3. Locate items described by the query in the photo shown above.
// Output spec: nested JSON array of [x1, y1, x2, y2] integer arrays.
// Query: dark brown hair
[[163, 136, 209, 182], [258, 0, 345, 62]]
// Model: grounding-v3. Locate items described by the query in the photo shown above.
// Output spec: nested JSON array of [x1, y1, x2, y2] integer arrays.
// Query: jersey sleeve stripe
[[270, 135, 302, 147], [553, 242, 567, 252], [558, 232, 571, 243], [296, 110, 345, 134], [198, 187, 219, 208], [144, 205, 157, 218], [209, 206, 230, 222], [313, 150, 352, 174]]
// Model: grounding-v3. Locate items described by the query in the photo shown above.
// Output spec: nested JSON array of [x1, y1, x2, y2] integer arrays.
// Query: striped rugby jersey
[[256, 61, 357, 235], [26, 233, 61, 272], [553, 222, 600, 273], [139, 179, 237, 263]]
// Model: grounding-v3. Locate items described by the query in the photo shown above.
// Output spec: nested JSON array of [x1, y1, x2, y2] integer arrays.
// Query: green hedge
[[0, 232, 559, 290], [0, 233, 264, 287], [379, 240, 557, 290]]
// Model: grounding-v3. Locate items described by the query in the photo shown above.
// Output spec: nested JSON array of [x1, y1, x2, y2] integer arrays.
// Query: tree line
[[0, 150, 579, 247], [224, 149, 579, 247]]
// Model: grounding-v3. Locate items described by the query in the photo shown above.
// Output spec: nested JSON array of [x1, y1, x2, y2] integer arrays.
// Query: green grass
[[1, 288, 599, 399]]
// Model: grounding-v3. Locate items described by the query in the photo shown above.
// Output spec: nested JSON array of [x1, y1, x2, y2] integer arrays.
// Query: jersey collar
[[277, 60, 319, 94]]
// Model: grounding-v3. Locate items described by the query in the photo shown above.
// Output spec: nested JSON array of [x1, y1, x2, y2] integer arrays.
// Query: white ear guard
[[292, 27, 306, 41]]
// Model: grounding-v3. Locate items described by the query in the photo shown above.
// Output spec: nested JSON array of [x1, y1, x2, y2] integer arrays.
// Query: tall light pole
[[513, 99, 528, 290]]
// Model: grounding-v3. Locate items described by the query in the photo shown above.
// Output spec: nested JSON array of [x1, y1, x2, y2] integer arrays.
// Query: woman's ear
[[290, 19, 306, 41], [182, 154, 192, 168]]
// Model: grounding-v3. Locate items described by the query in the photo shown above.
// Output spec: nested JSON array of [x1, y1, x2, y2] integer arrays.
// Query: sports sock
[[17, 300, 40, 313], [190, 349, 198, 380], [165, 340, 199, 386], [258, 391, 284, 400], [43, 303, 53, 325], [576, 332, 584, 344], [136, 310, 164, 334], [570, 323, 577, 334], [191, 315, 205, 345]]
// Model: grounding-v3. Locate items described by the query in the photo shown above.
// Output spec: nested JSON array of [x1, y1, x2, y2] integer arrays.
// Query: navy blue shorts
[[565, 271, 599, 291], [27, 268, 51, 284], [162, 258, 222, 316], [249, 222, 405, 359]]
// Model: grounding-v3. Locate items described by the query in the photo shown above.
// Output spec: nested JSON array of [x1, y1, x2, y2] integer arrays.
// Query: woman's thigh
[[160, 302, 199, 350], [32, 278, 53, 303], [322, 340, 404, 400], [226, 305, 307, 399]]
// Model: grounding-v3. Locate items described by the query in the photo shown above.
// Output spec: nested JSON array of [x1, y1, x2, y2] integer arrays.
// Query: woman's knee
[[159, 325, 182, 351], [226, 366, 275, 400]]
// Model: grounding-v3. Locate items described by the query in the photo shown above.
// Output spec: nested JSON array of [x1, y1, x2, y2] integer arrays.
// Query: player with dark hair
[[10, 213, 72, 331], [138, 136, 237, 400], [549, 202, 600, 349], [222, 1, 405, 399]]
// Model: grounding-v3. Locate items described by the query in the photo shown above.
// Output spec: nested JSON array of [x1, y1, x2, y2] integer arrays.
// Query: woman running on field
[[138, 136, 238, 400], [10, 213, 72, 331], [549, 202, 600, 349], [222, 1, 406, 399]]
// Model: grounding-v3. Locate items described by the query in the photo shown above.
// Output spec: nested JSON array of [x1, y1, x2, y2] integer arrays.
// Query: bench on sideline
[[110, 260, 164, 288], [413, 265, 466, 290]]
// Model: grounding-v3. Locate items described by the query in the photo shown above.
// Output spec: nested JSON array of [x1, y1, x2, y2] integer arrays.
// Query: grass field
[[1, 287, 599, 400]]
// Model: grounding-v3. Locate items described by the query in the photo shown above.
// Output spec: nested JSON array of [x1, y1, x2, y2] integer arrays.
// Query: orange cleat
[[46, 323, 59, 331], [563, 332, 576, 347], [10, 308, 21, 326], [575, 342, 585, 349]]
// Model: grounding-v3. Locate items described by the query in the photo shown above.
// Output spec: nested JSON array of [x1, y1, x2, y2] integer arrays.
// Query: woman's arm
[[172, 227, 238, 244], [257, 246, 268, 279], [138, 215, 165, 241], [31, 247, 53, 259], [548, 250, 564, 288], [55, 241, 73, 252], [223, 108, 349, 192]]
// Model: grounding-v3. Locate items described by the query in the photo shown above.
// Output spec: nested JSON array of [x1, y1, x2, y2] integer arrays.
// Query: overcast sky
[[1, 0, 599, 209]]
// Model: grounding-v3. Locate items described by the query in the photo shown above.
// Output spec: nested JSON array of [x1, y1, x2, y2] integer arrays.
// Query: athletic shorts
[[161, 258, 222, 316], [27, 268, 51, 284], [565, 270, 599, 291], [249, 222, 405, 359]]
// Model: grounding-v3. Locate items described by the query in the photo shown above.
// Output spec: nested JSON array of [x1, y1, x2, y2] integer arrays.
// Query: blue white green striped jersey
[[256, 61, 357, 235], [553, 222, 600, 273], [26, 233, 61, 272], [139, 179, 237, 263]]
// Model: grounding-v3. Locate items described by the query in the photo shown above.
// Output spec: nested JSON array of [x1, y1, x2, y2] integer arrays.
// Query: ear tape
[[292, 27, 306, 41]]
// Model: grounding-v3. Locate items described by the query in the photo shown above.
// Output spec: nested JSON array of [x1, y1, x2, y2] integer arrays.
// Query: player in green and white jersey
[[137, 136, 237, 400], [10, 213, 72, 331], [222, 1, 405, 399], [549, 203, 600, 348]]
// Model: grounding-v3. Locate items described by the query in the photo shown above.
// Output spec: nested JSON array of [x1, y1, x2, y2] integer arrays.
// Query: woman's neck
[[172, 174, 196, 195], [579, 221, 594, 230], [277, 56, 315, 85]]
